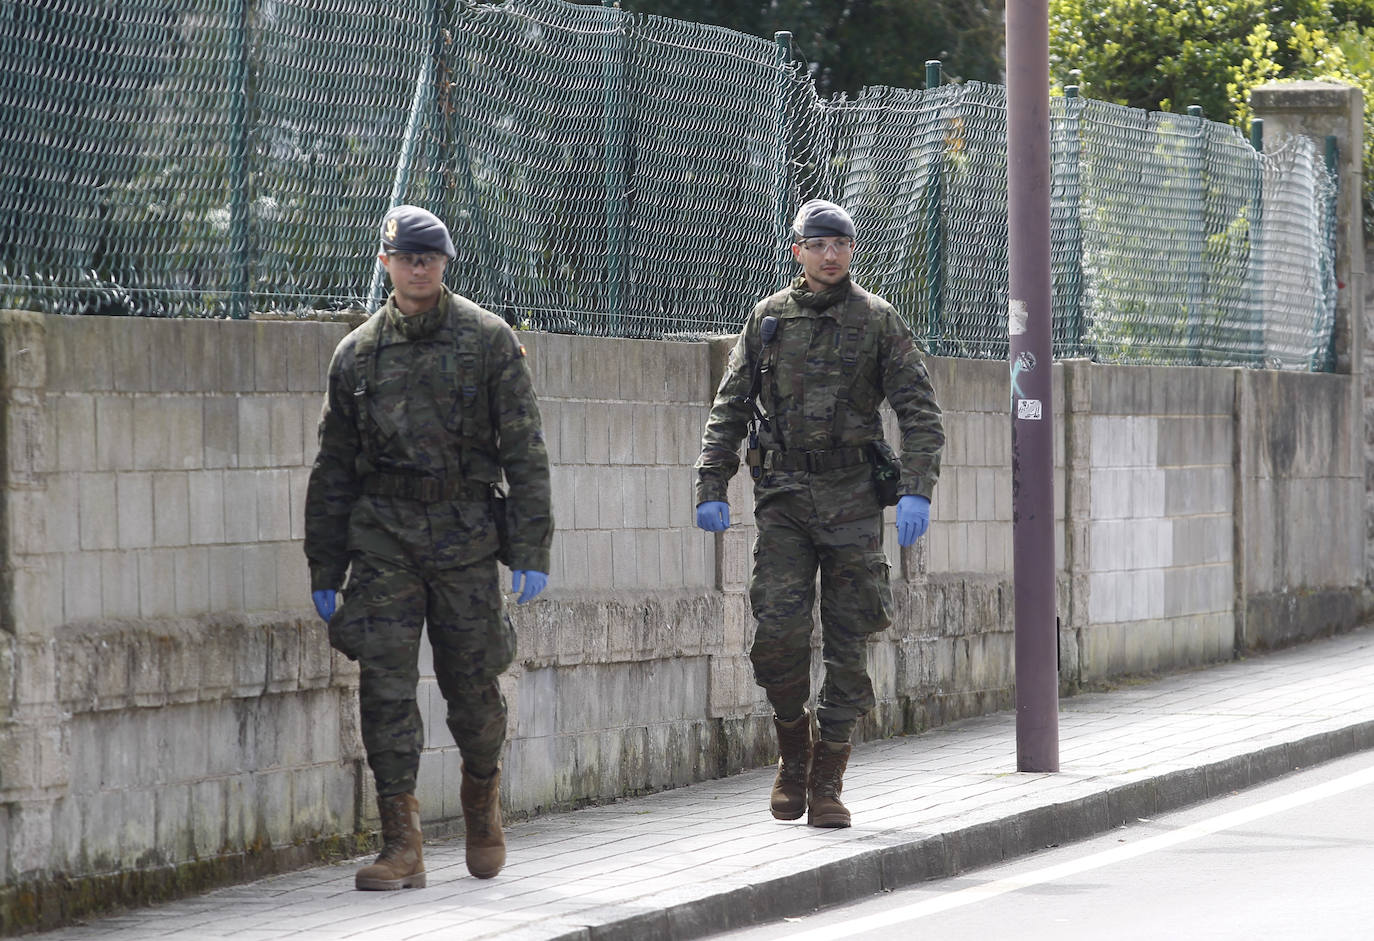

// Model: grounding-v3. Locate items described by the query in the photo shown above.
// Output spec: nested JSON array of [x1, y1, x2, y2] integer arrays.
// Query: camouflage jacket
[[695, 277, 943, 521], [304, 288, 553, 589]]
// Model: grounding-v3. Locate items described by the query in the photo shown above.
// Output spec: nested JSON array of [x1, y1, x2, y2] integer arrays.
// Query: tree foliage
[[619, 0, 1006, 96], [1050, 0, 1374, 222], [1051, 0, 1374, 116]]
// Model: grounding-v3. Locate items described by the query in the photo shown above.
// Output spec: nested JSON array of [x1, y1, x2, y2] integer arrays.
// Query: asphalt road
[[719, 750, 1374, 940]]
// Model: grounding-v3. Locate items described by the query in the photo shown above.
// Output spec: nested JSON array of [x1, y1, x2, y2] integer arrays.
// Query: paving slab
[[34, 625, 1374, 941]]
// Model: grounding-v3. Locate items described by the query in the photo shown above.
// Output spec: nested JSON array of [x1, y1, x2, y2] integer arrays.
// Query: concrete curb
[[546, 719, 1374, 941]]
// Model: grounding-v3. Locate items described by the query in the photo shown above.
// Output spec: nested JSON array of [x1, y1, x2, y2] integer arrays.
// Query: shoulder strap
[[350, 311, 389, 471], [444, 295, 495, 478], [454, 306, 481, 423], [746, 317, 779, 416]]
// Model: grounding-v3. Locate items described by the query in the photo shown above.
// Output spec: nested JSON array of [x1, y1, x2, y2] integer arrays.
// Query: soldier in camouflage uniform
[[305, 206, 553, 889], [695, 199, 943, 828]]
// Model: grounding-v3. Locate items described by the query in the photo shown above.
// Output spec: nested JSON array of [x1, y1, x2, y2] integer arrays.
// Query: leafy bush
[[1050, 0, 1374, 228]]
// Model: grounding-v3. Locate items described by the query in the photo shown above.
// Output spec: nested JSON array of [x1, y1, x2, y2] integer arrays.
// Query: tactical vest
[[348, 295, 501, 484], [758, 287, 885, 447]]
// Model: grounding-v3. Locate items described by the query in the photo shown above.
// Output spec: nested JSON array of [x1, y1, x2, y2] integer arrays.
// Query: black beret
[[792, 199, 856, 240], [380, 205, 456, 259]]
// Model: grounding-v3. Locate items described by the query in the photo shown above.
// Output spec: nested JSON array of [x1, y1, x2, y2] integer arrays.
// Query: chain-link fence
[[0, 0, 1339, 369]]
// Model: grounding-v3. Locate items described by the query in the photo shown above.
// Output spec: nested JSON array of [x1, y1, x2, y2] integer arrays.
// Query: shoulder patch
[[517, 343, 527, 358]]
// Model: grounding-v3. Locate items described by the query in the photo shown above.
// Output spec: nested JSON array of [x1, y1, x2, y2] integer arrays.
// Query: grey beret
[[380, 205, 456, 259], [792, 199, 855, 241]]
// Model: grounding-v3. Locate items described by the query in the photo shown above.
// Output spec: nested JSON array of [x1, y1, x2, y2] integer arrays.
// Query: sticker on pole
[[1008, 299, 1029, 336], [1017, 398, 1043, 420]]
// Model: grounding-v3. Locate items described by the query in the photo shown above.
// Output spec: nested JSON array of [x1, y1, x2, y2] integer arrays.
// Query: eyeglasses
[[798, 238, 854, 255], [386, 251, 445, 269]]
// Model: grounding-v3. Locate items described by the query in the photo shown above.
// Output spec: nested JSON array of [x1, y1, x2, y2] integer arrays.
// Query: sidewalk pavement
[[39, 625, 1374, 941]]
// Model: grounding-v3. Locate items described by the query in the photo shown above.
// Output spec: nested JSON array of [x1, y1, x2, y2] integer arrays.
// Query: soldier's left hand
[[896, 495, 930, 546], [311, 589, 338, 622], [512, 570, 548, 604]]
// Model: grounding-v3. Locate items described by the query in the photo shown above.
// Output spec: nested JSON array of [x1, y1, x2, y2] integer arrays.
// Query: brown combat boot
[[355, 792, 426, 890], [461, 766, 506, 879], [807, 740, 852, 828], [769, 710, 813, 820]]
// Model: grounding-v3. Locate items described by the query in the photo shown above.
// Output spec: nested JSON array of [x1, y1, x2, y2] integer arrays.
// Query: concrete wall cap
[[1250, 79, 1362, 111]]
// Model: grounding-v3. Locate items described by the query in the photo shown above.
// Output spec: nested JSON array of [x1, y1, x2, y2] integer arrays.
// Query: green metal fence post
[[425, 0, 446, 212], [773, 31, 793, 289], [443, 16, 496, 314], [1319, 135, 1340, 370], [1185, 104, 1206, 363], [1250, 118, 1265, 366], [1062, 84, 1085, 356], [602, 0, 627, 334], [367, 1, 440, 312], [924, 59, 943, 350], [228, 0, 251, 320]]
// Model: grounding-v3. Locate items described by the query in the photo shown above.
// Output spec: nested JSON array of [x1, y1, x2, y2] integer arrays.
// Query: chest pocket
[[419, 319, 494, 480], [430, 347, 462, 435], [831, 319, 880, 439], [371, 348, 411, 442]]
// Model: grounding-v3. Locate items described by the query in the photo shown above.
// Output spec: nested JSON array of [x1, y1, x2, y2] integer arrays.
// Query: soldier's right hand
[[695, 501, 730, 532], [311, 589, 338, 623]]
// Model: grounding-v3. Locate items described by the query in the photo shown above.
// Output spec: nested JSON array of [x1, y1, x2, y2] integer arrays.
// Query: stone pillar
[[0, 311, 66, 889], [1058, 359, 1092, 686], [1250, 80, 1365, 376], [1250, 80, 1370, 594]]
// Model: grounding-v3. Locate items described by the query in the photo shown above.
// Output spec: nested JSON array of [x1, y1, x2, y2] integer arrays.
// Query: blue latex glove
[[312, 589, 337, 623], [696, 501, 730, 532], [896, 495, 931, 547], [512, 570, 548, 604]]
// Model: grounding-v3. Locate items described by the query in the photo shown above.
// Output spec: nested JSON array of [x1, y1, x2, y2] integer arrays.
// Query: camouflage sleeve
[[879, 307, 944, 499], [490, 326, 553, 574], [304, 340, 363, 590], [694, 316, 757, 505]]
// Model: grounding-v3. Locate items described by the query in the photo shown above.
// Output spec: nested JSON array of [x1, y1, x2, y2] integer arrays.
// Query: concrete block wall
[[1365, 244, 1374, 587], [407, 333, 729, 826], [525, 333, 711, 594], [874, 356, 1031, 734], [925, 359, 1022, 579], [1238, 369, 1366, 647], [1250, 79, 1369, 639], [1, 310, 1368, 932], [1067, 365, 1237, 682], [41, 316, 347, 623], [0, 312, 367, 930], [704, 335, 768, 736]]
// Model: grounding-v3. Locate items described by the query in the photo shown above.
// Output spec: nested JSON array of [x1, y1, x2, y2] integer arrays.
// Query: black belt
[[362, 473, 489, 503], [762, 446, 869, 472]]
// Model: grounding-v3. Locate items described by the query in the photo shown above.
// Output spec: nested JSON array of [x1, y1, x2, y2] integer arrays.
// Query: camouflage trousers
[[748, 496, 893, 744], [329, 551, 516, 797]]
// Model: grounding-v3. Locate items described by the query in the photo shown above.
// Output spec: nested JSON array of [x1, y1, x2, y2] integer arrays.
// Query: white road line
[[781, 762, 1374, 941]]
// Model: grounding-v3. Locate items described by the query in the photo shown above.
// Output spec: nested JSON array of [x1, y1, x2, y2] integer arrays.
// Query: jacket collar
[[384, 287, 451, 340]]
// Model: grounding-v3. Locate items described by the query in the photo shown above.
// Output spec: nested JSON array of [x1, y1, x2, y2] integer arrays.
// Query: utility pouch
[[868, 439, 902, 507], [746, 422, 762, 480], [489, 485, 512, 566], [326, 602, 361, 662]]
